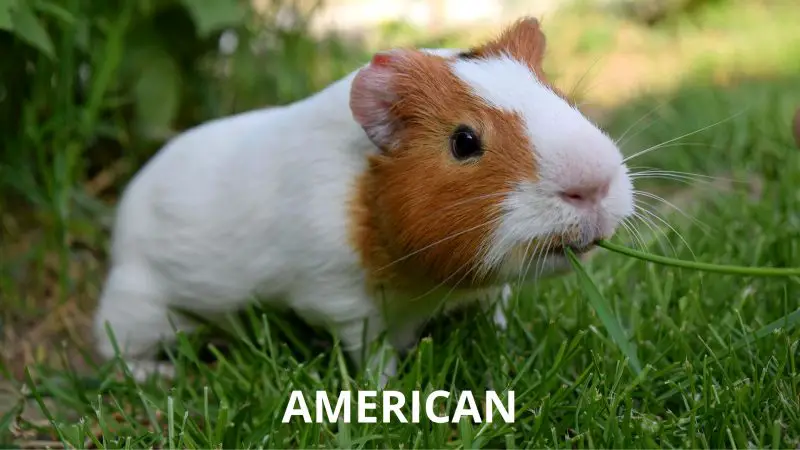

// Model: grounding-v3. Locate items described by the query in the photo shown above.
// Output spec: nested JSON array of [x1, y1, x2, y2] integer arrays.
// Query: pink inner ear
[[350, 61, 397, 122], [350, 61, 398, 147], [371, 52, 393, 67]]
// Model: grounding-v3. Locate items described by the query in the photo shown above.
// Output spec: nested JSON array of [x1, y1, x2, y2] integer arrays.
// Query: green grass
[[4, 71, 800, 449]]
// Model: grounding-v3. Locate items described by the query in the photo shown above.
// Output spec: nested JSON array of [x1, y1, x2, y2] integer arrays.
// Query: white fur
[[93, 49, 498, 385], [93, 47, 631, 386], [450, 55, 634, 277]]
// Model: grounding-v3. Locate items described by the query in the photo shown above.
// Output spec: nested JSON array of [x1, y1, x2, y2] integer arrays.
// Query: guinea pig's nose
[[559, 181, 610, 208]]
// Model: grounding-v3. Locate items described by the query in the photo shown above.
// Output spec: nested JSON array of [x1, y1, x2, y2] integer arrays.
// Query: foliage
[[0, 0, 365, 259]]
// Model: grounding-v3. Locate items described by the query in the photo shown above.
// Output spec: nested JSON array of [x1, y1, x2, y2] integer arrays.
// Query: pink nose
[[559, 181, 610, 208]]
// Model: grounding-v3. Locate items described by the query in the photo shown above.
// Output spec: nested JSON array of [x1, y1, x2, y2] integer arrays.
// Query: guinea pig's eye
[[450, 125, 483, 161]]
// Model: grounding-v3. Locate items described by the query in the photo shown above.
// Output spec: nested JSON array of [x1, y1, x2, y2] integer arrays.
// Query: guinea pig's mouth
[[515, 236, 600, 262]]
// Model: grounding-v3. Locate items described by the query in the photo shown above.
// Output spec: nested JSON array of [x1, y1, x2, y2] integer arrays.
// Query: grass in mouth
[[565, 241, 800, 378], [596, 240, 800, 277]]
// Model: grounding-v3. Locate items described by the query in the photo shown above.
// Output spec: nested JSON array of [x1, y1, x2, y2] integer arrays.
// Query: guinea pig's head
[[349, 17, 634, 289]]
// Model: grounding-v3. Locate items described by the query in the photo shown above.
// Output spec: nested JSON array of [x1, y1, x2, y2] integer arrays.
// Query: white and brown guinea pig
[[92, 17, 634, 384]]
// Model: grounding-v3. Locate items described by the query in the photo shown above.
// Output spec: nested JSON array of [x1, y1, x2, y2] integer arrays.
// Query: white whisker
[[622, 110, 747, 164], [628, 167, 742, 183], [633, 190, 711, 234], [438, 192, 509, 211], [377, 216, 502, 272], [634, 202, 697, 261], [615, 101, 670, 148], [631, 207, 674, 256], [535, 240, 553, 281], [620, 218, 647, 251], [514, 237, 536, 293]]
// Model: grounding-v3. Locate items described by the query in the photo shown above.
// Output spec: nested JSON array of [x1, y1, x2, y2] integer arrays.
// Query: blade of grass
[[597, 240, 800, 277], [565, 248, 643, 375], [716, 307, 800, 360]]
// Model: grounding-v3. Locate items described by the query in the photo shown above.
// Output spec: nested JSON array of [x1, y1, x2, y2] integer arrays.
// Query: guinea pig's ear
[[350, 50, 410, 151], [479, 17, 547, 73]]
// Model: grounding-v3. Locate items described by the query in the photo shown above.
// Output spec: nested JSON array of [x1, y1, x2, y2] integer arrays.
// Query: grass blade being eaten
[[565, 248, 643, 375], [598, 240, 800, 277]]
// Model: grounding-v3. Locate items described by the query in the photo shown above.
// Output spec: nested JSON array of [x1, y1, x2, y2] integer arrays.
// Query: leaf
[[133, 48, 182, 140], [566, 248, 643, 375], [9, 2, 55, 58], [33, 0, 75, 25], [0, 0, 16, 31], [731, 307, 800, 353], [73, 16, 89, 51], [179, 0, 246, 37]]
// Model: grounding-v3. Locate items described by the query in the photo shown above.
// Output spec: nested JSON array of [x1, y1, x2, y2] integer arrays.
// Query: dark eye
[[450, 125, 483, 160]]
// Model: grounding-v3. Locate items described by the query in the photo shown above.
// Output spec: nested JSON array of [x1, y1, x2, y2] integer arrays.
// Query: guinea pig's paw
[[125, 359, 177, 383], [377, 361, 396, 391], [492, 303, 509, 331], [483, 284, 512, 332], [367, 348, 398, 391]]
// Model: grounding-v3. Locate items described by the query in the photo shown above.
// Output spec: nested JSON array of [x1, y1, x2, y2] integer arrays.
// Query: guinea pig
[[92, 17, 635, 384], [793, 107, 800, 148]]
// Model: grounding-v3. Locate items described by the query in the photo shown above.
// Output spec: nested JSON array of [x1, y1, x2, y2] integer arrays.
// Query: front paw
[[491, 284, 512, 331], [123, 359, 176, 383]]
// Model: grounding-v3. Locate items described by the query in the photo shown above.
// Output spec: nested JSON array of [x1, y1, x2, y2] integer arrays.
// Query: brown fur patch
[[793, 107, 800, 149], [466, 18, 548, 79], [348, 49, 538, 293]]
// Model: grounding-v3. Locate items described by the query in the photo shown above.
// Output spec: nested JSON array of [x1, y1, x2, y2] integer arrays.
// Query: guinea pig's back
[[107, 77, 374, 304], [107, 106, 310, 300]]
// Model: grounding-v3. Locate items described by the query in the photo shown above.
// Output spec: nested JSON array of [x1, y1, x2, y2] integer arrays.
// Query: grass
[[595, 240, 800, 277], [5, 66, 800, 450], [2, 1, 800, 448]]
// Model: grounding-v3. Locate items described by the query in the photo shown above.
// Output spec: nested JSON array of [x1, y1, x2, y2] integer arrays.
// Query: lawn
[[2, 1, 800, 448]]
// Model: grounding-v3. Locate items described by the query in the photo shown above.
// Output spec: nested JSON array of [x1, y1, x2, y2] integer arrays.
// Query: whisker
[[528, 237, 550, 283], [620, 218, 648, 251], [628, 141, 729, 151], [535, 240, 554, 281], [409, 246, 489, 330], [622, 110, 748, 164], [618, 218, 634, 246], [634, 202, 697, 261], [514, 237, 536, 295], [624, 142, 723, 163], [630, 172, 718, 184], [633, 190, 711, 234], [569, 53, 606, 103], [406, 230, 496, 315], [615, 101, 670, 148], [627, 167, 742, 183], [631, 207, 675, 256], [437, 192, 509, 212], [473, 227, 502, 282], [377, 216, 502, 272], [629, 173, 747, 196], [525, 240, 541, 282]]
